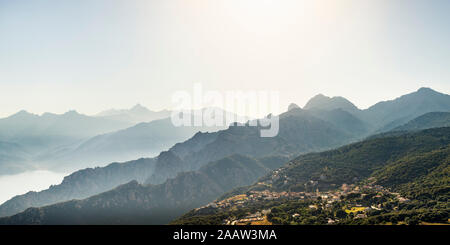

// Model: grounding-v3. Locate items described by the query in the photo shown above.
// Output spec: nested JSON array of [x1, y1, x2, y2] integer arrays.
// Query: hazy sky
[[1, 0, 449, 117]]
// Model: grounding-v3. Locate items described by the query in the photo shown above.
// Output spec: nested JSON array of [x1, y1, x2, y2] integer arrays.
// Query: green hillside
[[173, 127, 450, 225], [372, 146, 450, 201], [260, 127, 450, 193]]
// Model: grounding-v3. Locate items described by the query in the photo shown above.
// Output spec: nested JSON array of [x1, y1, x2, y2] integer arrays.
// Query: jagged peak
[[158, 150, 181, 162]]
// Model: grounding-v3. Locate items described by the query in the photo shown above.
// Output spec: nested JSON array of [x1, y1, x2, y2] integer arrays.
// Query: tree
[[335, 209, 347, 219], [406, 217, 419, 225]]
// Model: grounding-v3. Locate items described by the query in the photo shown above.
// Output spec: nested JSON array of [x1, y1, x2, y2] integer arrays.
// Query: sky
[[0, 0, 449, 118]]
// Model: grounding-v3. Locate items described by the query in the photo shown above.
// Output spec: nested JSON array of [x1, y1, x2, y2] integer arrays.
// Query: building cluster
[[195, 180, 411, 223], [223, 210, 271, 225], [199, 190, 312, 211]]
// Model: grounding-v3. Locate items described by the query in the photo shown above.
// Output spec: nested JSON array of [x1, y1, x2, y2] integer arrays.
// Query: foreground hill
[[172, 127, 450, 225], [0, 155, 288, 224], [248, 127, 449, 192], [372, 146, 449, 201]]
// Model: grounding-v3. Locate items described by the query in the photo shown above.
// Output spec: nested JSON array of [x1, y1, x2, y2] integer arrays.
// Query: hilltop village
[[194, 179, 411, 225]]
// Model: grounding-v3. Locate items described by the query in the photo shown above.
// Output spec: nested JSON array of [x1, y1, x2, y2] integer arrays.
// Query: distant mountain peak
[[365, 87, 450, 132], [61, 110, 84, 118], [131, 103, 148, 111], [417, 87, 437, 94], [288, 103, 301, 111], [311, 93, 328, 99], [8, 110, 37, 119], [304, 94, 359, 113], [128, 104, 152, 114], [15, 110, 32, 115], [64, 110, 80, 115], [94, 104, 172, 124]]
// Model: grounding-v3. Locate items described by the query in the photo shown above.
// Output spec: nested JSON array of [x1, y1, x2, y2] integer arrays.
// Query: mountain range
[[0, 155, 289, 224], [0, 106, 361, 217], [2, 122, 449, 224], [0, 87, 449, 224], [0, 110, 132, 174], [172, 127, 450, 225], [303, 94, 360, 115], [303, 87, 450, 132], [35, 116, 229, 172], [0, 107, 241, 174], [94, 104, 172, 124], [0, 110, 131, 152]]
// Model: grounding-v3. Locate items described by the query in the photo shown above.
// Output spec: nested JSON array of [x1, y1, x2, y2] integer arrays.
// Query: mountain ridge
[[0, 155, 289, 224], [172, 127, 450, 225], [1, 87, 449, 222]]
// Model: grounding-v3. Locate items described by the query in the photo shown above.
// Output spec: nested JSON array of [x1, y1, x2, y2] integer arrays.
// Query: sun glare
[[216, 0, 340, 36]]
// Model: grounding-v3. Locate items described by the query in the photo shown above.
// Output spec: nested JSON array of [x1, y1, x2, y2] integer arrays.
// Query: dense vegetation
[[251, 127, 450, 193]]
